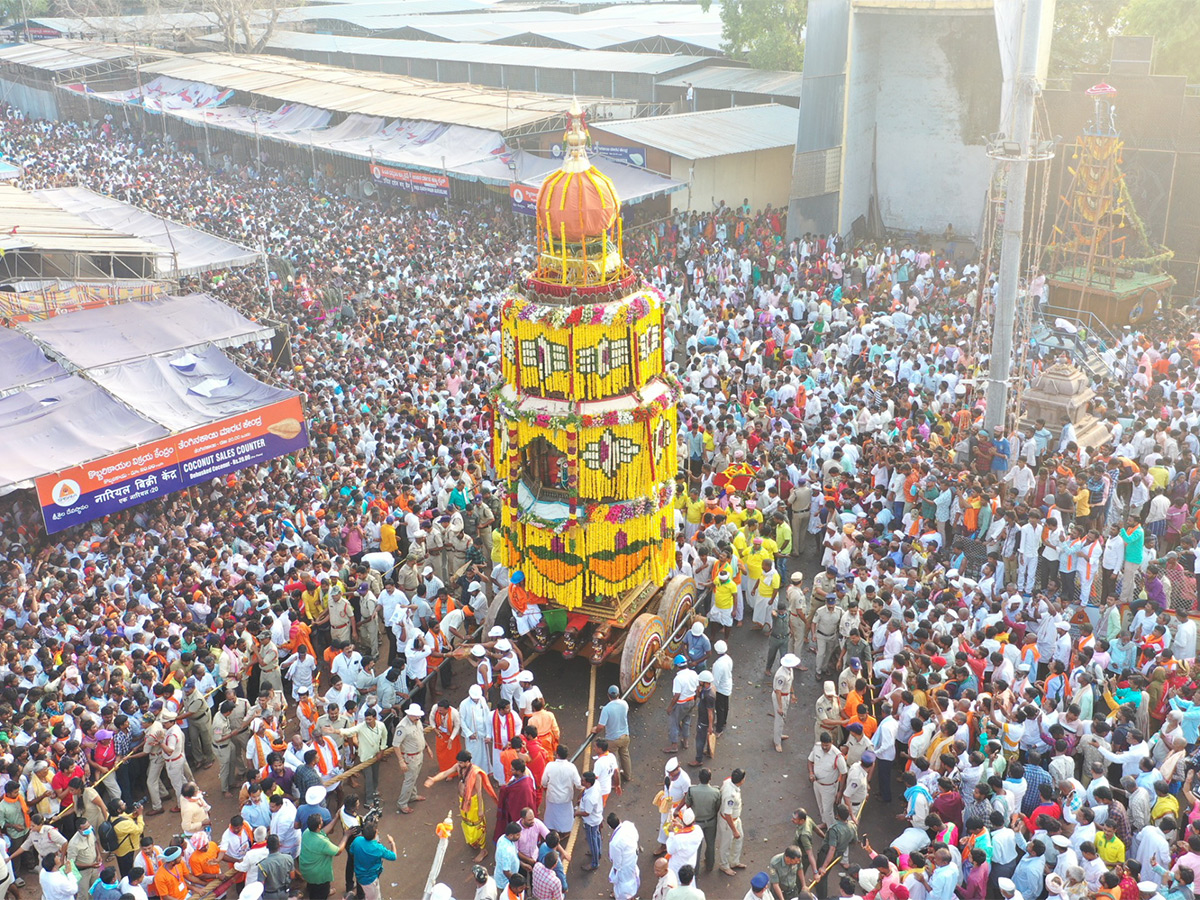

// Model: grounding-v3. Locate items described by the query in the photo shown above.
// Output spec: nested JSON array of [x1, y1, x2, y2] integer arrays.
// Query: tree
[[698, 0, 806, 72], [196, 0, 285, 55], [1047, 0, 1124, 83], [1121, 0, 1200, 81]]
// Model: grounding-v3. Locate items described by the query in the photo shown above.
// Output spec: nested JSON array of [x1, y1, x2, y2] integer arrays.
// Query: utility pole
[[984, 0, 1046, 434]]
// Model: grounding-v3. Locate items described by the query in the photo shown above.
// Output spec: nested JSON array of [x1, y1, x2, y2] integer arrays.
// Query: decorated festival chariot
[[483, 103, 693, 702]]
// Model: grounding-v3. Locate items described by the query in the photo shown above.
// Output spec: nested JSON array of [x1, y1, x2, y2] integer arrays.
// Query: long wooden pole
[[562, 664, 597, 871]]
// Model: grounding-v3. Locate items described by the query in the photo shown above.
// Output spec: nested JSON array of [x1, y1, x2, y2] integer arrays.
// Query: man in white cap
[[494, 639, 522, 706], [393, 703, 434, 814], [467, 581, 489, 619], [711, 640, 733, 735], [656, 758, 691, 855], [470, 644, 494, 699], [771, 654, 800, 753], [997, 876, 1023, 900], [458, 684, 491, 767], [515, 670, 541, 718], [665, 807, 704, 881], [691, 671, 716, 767]]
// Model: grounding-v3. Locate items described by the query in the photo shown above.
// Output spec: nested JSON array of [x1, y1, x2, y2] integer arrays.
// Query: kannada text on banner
[[36, 395, 308, 534]]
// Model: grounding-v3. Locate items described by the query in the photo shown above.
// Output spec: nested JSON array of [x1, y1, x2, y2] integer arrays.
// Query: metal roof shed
[[658, 66, 804, 109], [230, 31, 712, 101], [589, 105, 801, 213]]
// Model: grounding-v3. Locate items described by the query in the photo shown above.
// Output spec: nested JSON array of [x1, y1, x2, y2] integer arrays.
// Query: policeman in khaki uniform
[[212, 700, 236, 796], [786, 573, 809, 659], [256, 629, 284, 695], [223, 686, 252, 780], [715, 768, 746, 875], [181, 678, 214, 769], [394, 703, 433, 814], [811, 594, 845, 678], [814, 681, 843, 745], [771, 654, 800, 753], [807, 732, 847, 827]]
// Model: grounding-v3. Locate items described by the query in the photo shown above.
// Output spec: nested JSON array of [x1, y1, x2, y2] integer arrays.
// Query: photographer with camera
[[105, 799, 145, 878]]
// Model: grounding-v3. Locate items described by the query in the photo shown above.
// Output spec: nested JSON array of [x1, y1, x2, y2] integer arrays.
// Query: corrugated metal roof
[[0, 184, 165, 255], [236, 30, 711, 76], [590, 104, 801, 159], [137, 51, 590, 131], [0, 39, 171, 73], [659, 66, 803, 97]]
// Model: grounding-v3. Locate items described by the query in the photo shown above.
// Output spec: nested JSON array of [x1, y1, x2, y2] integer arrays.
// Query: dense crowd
[[0, 100, 1198, 900]]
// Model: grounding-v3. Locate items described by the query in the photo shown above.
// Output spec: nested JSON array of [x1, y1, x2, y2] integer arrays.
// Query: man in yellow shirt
[[754, 558, 782, 629], [710, 569, 738, 638], [381, 516, 399, 553], [683, 488, 705, 540], [1094, 819, 1125, 865], [744, 535, 777, 629], [302, 581, 328, 622]]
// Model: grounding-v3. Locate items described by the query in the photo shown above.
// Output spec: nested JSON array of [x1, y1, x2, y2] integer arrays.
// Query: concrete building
[[788, 0, 1006, 240], [588, 104, 801, 212]]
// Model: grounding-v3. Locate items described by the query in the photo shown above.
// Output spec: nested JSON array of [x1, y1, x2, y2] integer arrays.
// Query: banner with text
[[510, 183, 538, 217], [369, 163, 450, 198], [36, 396, 308, 534]]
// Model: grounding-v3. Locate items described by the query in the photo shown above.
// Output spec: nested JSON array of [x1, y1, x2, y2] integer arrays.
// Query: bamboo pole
[[562, 664, 597, 871]]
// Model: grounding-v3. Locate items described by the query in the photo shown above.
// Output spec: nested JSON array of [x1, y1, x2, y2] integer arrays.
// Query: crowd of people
[[0, 96, 1197, 900]]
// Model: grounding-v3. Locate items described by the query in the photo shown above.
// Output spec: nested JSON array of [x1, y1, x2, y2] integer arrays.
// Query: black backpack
[[97, 815, 124, 853]]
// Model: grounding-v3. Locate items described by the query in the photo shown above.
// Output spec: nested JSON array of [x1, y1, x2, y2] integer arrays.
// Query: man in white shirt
[[711, 640, 734, 735]]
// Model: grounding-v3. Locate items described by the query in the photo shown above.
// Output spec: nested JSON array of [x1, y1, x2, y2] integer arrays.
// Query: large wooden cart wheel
[[620, 613, 667, 703], [482, 588, 511, 637], [658, 575, 697, 654]]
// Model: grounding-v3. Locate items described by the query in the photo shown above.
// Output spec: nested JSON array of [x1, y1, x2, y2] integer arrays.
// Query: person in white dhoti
[[656, 758, 691, 851], [458, 685, 491, 770], [607, 814, 640, 900]]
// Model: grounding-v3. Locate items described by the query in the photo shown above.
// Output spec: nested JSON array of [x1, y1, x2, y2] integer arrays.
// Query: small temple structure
[[492, 101, 678, 615], [1045, 83, 1173, 326]]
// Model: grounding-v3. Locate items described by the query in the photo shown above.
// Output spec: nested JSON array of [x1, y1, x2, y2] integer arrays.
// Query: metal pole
[[261, 245, 274, 316], [984, 0, 1045, 434]]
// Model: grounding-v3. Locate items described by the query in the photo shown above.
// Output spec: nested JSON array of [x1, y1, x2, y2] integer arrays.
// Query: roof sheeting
[[137, 50, 587, 131], [0, 328, 66, 395], [0, 39, 169, 73], [88, 344, 295, 432], [0, 184, 164, 256], [659, 66, 804, 98], [22, 293, 273, 370], [591, 104, 802, 160], [0, 375, 168, 492], [32, 187, 260, 276], [228, 30, 712, 76]]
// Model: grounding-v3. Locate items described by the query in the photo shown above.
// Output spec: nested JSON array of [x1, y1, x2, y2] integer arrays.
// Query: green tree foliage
[[1049, 0, 1200, 83], [1121, 0, 1200, 81], [699, 0, 807, 72], [1048, 0, 1125, 82]]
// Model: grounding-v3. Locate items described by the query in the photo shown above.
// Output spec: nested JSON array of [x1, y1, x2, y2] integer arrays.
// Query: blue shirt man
[[495, 825, 521, 890], [597, 689, 629, 741], [928, 855, 958, 900], [241, 793, 272, 830], [350, 828, 397, 888], [1013, 841, 1048, 900]]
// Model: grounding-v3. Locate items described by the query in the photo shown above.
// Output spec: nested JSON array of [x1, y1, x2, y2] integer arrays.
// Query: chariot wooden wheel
[[619, 613, 667, 703], [658, 575, 697, 654], [482, 588, 511, 636]]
